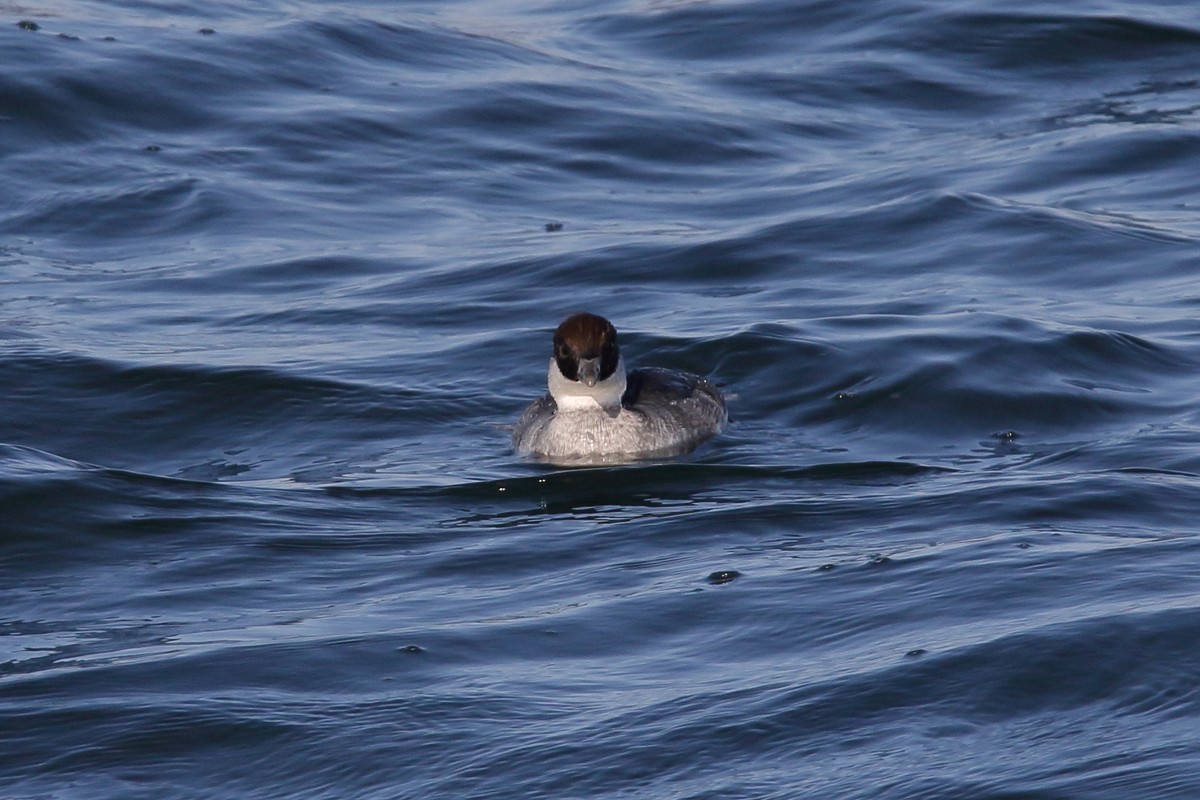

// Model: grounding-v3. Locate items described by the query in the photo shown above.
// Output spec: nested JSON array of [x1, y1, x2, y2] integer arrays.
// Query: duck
[[512, 312, 726, 463]]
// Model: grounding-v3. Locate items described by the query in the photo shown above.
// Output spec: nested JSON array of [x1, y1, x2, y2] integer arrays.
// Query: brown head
[[552, 312, 621, 387]]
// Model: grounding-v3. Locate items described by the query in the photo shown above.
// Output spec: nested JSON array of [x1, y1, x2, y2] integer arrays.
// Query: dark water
[[4, 0, 1200, 797]]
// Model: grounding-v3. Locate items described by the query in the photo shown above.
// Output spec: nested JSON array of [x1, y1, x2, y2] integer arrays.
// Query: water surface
[[4, 1, 1200, 797]]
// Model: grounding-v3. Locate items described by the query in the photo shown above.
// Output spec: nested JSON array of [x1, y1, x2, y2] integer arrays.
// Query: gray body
[[513, 366, 727, 463]]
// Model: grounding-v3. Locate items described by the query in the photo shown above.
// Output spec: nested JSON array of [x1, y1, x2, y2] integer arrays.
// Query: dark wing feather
[[622, 367, 725, 412], [512, 394, 557, 448]]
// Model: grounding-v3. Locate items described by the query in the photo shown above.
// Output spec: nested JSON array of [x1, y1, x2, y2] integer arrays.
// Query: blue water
[[4, 1, 1200, 797]]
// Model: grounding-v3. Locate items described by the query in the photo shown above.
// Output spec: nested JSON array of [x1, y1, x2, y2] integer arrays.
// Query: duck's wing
[[512, 394, 557, 448], [622, 367, 726, 411]]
